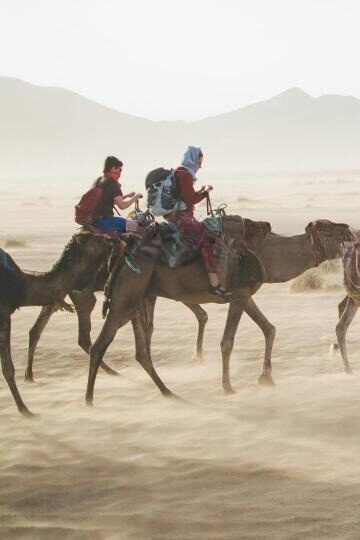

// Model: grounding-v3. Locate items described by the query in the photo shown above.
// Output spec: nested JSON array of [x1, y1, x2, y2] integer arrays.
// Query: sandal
[[208, 285, 232, 299]]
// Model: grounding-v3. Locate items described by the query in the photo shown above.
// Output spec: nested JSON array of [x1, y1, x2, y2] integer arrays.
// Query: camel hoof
[[162, 390, 181, 400], [330, 343, 339, 354], [345, 367, 354, 375], [85, 396, 94, 407], [258, 374, 275, 386], [24, 373, 36, 383], [20, 407, 36, 418], [223, 386, 236, 395], [102, 367, 120, 377]]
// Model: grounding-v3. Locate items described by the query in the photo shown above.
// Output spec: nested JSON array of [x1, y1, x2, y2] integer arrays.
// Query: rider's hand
[[198, 185, 206, 192], [135, 193, 143, 200], [205, 185, 213, 192], [126, 191, 136, 198]]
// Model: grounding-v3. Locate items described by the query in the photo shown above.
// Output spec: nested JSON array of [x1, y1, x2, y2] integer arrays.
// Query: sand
[[1, 171, 360, 539]]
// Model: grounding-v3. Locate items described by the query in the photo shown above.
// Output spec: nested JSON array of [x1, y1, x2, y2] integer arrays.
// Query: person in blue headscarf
[[165, 146, 231, 299]]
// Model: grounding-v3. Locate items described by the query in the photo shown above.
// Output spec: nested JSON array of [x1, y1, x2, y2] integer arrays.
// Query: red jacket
[[176, 166, 206, 214]]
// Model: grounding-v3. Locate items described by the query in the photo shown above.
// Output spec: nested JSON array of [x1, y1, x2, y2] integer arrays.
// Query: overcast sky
[[0, 0, 359, 120]]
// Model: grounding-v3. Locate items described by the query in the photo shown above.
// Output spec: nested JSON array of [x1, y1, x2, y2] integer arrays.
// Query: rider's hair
[[103, 156, 123, 172]]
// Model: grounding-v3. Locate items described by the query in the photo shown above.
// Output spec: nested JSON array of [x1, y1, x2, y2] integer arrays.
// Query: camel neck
[[21, 254, 100, 307], [259, 233, 325, 283], [21, 269, 73, 306]]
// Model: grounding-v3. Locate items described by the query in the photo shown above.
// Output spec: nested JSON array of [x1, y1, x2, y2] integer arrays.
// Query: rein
[[205, 192, 214, 217]]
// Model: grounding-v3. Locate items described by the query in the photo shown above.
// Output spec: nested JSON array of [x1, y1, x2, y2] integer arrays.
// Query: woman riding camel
[[166, 146, 231, 299], [93, 156, 142, 233]]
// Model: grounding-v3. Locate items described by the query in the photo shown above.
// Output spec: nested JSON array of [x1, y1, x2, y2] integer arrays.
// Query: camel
[[0, 232, 123, 416], [25, 216, 269, 381], [27, 219, 352, 391], [85, 219, 352, 405], [334, 242, 360, 374]]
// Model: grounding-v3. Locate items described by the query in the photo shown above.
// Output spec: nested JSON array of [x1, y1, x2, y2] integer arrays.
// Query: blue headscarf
[[181, 146, 202, 180]]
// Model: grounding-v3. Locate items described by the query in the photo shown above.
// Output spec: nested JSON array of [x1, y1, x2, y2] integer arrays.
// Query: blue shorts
[[94, 216, 127, 233]]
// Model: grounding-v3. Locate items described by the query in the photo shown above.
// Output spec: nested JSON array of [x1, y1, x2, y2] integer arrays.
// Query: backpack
[[146, 168, 187, 216], [74, 181, 104, 225]]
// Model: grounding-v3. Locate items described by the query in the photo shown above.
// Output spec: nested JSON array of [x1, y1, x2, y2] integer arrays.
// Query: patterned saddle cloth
[[152, 217, 221, 269]]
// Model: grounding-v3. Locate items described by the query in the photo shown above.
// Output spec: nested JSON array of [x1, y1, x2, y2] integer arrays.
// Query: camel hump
[[223, 215, 271, 244], [0, 249, 26, 311]]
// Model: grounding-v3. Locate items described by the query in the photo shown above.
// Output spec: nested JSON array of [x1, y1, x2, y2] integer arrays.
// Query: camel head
[[305, 219, 353, 260]]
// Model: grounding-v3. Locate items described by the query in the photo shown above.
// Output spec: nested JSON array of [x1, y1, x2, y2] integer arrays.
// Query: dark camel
[[0, 232, 122, 416]]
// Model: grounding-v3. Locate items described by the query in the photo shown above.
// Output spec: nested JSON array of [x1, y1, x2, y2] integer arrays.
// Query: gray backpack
[[146, 168, 187, 216]]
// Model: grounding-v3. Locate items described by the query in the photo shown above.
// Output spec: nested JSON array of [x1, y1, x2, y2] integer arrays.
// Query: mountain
[[1, 77, 360, 176]]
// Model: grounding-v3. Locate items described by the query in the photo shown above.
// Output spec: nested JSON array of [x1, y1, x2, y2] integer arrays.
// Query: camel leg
[[69, 290, 96, 353], [338, 295, 349, 319], [220, 300, 244, 394], [86, 259, 169, 405], [0, 315, 33, 417], [332, 295, 350, 352], [244, 298, 276, 386], [26, 304, 58, 382], [336, 296, 358, 374], [184, 303, 208, 362], [86, 312, 122, 405], [131, 308, 174, 397], [142, 296, 157, 350], [69, 290, 119, 376], [86, 307, 173, 405]]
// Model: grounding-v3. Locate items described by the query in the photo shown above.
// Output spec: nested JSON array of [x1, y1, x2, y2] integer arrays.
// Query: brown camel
[[142, 219, 353, 393], [25, 216, 269, 380], [85, 218, 274, 405], [0, 232, 123, 416], [334, 241, 360, 374]]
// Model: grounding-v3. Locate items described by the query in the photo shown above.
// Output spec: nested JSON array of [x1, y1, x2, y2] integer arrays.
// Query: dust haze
[[2, 147, 360, 538]]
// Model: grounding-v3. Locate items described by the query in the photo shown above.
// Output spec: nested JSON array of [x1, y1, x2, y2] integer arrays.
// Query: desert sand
[[1, 171, 360, 539]]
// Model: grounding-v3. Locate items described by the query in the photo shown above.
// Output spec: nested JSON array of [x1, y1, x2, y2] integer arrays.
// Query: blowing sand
[[2, 172, 360, 539]]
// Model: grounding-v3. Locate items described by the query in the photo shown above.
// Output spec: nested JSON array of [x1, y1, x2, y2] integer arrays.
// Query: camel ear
[[305, 221, 314, 235], [264, 222, 271, 235]]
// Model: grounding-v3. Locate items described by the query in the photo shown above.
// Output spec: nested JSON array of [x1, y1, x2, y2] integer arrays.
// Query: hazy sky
[[1, 0, 359, 120]]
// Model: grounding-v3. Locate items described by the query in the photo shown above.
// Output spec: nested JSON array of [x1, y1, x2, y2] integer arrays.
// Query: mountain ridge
[[1, 77, 360, 174]]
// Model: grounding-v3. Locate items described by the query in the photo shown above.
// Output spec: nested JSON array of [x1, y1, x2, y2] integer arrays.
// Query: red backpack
[[74, 184, 104, 225]]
